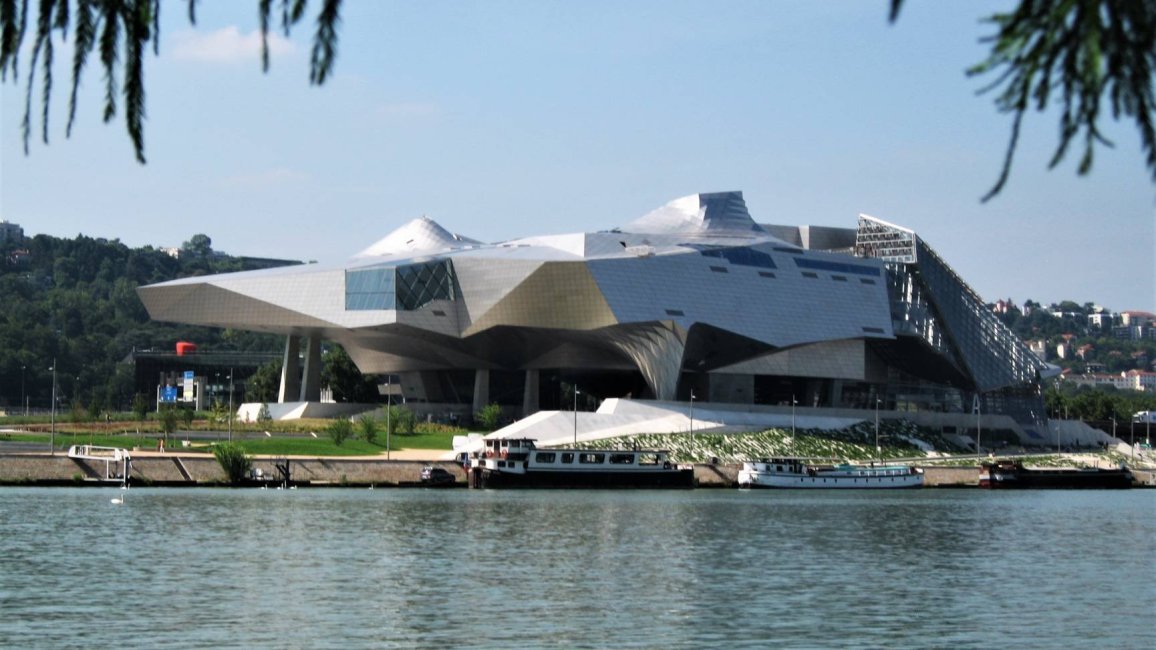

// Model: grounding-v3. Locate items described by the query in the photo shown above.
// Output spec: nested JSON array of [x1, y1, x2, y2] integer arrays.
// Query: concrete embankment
[[1, 454, 991, 488], [0, 453, 468, 487], [9, 453, 1150, 488]]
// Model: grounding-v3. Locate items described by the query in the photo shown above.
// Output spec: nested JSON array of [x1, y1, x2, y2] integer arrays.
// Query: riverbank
[[8, 451, 1150, 488]]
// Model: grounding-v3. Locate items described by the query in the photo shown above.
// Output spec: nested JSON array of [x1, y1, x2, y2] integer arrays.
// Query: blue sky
[[1, 1, 1152, 311]]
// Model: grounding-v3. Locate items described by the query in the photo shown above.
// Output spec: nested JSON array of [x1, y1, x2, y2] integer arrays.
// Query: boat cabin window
[[609, 453, 635, 465], [637, 453, 659, 466], [561, 453, 574, 464], [535, 452, 556, 463], [578, 453, 605, 464]]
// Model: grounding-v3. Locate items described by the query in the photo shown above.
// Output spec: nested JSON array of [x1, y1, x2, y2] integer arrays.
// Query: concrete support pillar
[[278, 335, 301, 404], [830, 380, 844, 408], [472, 369, 490, 416], [300, 335, 322, 402], [522, 369, 540, 417]]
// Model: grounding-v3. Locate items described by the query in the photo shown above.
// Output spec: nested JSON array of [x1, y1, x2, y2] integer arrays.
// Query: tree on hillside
[[181, 234, 213, 258], [3, 0, 1152, 197], [321, 344, 379, 403]]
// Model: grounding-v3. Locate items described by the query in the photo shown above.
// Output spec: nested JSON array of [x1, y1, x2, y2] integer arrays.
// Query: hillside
[[0, 233, 291, 413]]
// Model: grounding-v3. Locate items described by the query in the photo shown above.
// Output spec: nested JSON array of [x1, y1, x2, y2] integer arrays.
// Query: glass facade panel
[[345, 259, 457, 311], [396, 260, 456, 311], [793, 257, 881, 277], [345, 267, 396, 310], [696, 246, 777, 269]]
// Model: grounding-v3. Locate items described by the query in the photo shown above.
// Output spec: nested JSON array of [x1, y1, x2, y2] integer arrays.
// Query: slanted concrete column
[[278, 335, 301, 404], [522, 369, 540, 417], [472, 369, 490, 416], [300, 335, 322, 402]]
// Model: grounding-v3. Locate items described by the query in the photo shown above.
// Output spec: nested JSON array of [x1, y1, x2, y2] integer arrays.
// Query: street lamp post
[[49, 358, 57, 455], [689, 391, 695, 438], [227, 368, 234, 443], [875, 398, 881, 464], [1131, 414, 1135, 461], [791, 394, 797, 439], [386, 376, 392, 460], [573, 387, 580, 446], [975, 394, 982, 459], [20, 365, 26, 417]]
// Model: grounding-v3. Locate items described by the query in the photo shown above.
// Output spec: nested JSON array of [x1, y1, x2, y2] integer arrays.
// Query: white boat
[[469, 438, 694, 489], [737, 457, 924, 489]]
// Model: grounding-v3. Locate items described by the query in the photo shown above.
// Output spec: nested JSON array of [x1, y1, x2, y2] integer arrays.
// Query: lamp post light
[[573, 387, 580, 446], [49, 358, 57, 455]]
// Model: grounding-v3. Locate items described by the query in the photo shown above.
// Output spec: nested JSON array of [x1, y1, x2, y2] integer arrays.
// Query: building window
[[345, 266, 396, 310], [665, 309, 685, 316], [794, 257, 881, 277], [802, 272, 819, 279], [396, 259, 456, 311], [709, 266, 729, 273]]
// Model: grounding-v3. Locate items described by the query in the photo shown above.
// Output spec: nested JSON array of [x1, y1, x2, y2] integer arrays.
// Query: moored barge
[[979, 460, 1133, 489], [469, 438, 694, 489], [737, 457, 924, 489]]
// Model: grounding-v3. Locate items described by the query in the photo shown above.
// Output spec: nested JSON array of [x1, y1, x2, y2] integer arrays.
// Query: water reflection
[[0, 488, 1151, 648]]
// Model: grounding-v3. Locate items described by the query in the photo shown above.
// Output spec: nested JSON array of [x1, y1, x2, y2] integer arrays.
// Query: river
[[1, 487, 1152, 648]]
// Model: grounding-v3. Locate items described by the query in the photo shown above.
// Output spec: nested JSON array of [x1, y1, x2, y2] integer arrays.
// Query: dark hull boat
[[979, 460, 1133, 489]]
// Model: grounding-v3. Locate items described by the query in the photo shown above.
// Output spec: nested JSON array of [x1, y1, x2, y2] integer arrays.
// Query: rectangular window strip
[[794, 257, 881, 277]]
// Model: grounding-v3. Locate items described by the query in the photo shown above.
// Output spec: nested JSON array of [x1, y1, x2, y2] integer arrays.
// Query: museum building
[[137, 192, 1052, 433]]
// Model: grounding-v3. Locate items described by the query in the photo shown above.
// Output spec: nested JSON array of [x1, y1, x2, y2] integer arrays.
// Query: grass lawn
[[4, 428, 462, 457]]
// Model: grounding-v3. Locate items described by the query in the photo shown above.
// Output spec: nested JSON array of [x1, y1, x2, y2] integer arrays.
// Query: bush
[[159, 406, 178, 440], [357, 414, 378, 444], [328, 418, 354, 446], [475, 403, 502, 431], [213, 442, 252, 484]]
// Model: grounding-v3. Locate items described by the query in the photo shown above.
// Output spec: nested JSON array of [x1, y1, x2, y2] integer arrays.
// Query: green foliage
[[257, 403, 272, 423], [132, 394, 149, 423], [210, 399, 230, 426], [69, 400, 87, 424], [1, 0, 343, 163], [357, 414, 378, 444], [212, 442, 252, 484], [0, 232, 285, 413], [158, 406, 178, 439], [180, 406, 195, 429], [246, 361, 282, 403], [971, 0, 1156, 199], [321, 344, 379, 403], [181, 234, 213, 258], [475, 403, 502, 431], [892, 0, 1156, 199], [327, 418, 353, 446]]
